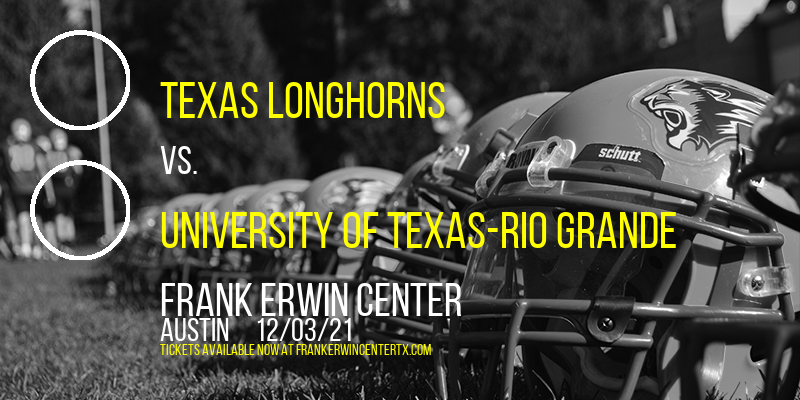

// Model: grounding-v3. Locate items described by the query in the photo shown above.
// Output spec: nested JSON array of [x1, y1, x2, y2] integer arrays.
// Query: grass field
[[0, 254, 438, 399]]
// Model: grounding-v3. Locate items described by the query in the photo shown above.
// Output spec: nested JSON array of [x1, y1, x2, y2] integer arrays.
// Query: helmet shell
[[239, 179, 310, 239], [213, 184, 263, 233], [240, 179, 310, 214], [161, 193, 210, 214], [302, 166, 402, 221], [195, 192, 224, 213], [383, 152, 437, 212], [160, 193, 212, 232], [458, 92, 569, 176], [216, 185, 263, 215]]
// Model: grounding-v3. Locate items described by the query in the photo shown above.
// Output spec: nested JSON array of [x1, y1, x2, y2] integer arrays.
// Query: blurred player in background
[[48, 128, 82, 252], [0, 163, 12, 260], [2, 118, 55, 260], [35, 135, 59, 260]]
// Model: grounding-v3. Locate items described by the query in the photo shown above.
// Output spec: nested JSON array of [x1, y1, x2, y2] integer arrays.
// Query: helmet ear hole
[[749, 343, 768, 363], [624, 281, 644, 304], [648, 256, 664, 271]]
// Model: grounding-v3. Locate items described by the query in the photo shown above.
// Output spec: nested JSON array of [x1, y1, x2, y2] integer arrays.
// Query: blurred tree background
[[0, 0, 697, 232]]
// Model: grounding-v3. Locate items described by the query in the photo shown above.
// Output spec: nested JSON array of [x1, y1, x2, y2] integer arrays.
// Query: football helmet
[[434, 69, 800, 400], [237, 179, 310, 251], [124, 205, 161, 239], [212, 184, 264, 236], [197, 180, 310, 294], [116, 193, 209, 294], [264, 167, 400, 322], [103, 204, 162, 296], [186, 185, 264, 285], [277, 166, 402, 279], [239, 179, 309, 216], [237, 179, 310, 274], [160, 193, 215, 234], [734, 79, 800, 230], [357, 93, 569, 345]]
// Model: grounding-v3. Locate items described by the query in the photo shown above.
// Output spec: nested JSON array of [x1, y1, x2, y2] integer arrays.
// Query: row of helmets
[[126, 69, 800, 400]]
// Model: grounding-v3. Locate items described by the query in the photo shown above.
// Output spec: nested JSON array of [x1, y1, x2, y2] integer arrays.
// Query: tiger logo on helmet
[[635, 78, 767, 164]]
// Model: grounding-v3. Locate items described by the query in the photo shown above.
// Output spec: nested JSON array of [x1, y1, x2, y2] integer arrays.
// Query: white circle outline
[[29, 30, 130, 131], [31, 160, 129, 261]]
